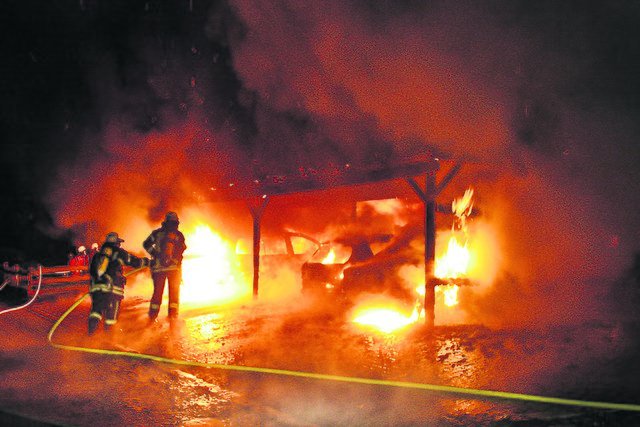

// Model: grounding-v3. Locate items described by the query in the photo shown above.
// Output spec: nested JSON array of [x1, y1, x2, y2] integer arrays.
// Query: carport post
[[405, 171, 437, 329], [425, 172, 437, 330], [406, 161, 461, 330], [246, 195, 270, 299]]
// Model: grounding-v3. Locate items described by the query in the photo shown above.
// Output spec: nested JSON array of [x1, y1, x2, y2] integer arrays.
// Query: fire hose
[[2, 264, 639, 413], [43, 280, 640, 414], [0, 266, 42, 315]]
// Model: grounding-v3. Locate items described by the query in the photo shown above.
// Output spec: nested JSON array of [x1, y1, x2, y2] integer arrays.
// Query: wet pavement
[[2, 289, 640, 426]]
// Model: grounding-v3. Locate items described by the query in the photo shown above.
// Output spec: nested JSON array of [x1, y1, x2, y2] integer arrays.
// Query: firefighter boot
[[88, 316, 100, 336], [168, 302, 179, 319], [104, 319, 116, 334], [148, 303, 160, 323]]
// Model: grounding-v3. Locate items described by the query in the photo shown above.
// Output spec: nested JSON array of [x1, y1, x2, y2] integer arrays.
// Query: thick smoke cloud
[[3, 0, 639, 327], [220, 0, 640, 327], [227, 0, 514, 165]]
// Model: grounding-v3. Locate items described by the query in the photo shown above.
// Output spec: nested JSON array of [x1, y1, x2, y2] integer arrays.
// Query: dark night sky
[[1, 0, 640, 325]]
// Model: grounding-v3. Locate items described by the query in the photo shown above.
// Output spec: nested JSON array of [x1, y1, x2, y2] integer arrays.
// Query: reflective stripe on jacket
[[89, 243, 144, 297]]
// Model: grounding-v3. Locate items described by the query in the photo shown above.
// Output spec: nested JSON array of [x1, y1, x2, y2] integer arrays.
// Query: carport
[[210, 154, 464, 329]]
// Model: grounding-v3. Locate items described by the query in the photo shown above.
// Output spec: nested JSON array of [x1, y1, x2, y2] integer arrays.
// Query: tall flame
[[180, 224, 251, 307], [434, 187, 475, 306], [435, 235, 470, 279], [452, 187, 474, 224], [322, 248, 336, 264]]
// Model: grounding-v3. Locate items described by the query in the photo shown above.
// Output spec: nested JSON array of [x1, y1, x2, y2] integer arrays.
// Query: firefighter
[[69, 245, 89, 266], [88, 242, 99, 263], [88, 232, 149, 336], [69, 245, 89, 276], [143, 211, 187, 322]]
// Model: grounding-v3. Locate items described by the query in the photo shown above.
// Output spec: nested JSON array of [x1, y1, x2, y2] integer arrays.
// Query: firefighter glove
[[142, 257, 150, 268]]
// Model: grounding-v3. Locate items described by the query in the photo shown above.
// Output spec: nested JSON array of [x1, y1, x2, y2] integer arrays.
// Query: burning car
[[301, 223, 423, 305], [235, 230, 321, 271]]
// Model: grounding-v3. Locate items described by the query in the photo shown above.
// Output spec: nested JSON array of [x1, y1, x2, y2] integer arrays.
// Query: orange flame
[[322, 248, 337, 264], [440, 284, 459, 307], [352, 308, 415, 333], [435, 235, 469, 279], [434, 187, 475, 306], [452, 187, 474, 223], [180, 223, 251, 307]]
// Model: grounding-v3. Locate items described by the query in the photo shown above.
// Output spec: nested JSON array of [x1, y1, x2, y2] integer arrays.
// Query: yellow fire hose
[[45, 268, 640, 414]]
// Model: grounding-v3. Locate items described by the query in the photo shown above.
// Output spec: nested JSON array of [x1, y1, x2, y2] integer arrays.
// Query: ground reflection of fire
[[353, 305, 419, 334]]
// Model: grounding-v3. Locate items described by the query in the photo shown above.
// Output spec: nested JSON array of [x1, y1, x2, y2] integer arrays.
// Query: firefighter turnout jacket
[[89, 243, 147, 298], [143, 224, 187, 274]]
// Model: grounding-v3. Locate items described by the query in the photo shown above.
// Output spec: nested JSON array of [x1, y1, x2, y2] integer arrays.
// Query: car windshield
[[290, 235, 319, 255], [235, 232, 319, 256], [307, 232, 397, 265]]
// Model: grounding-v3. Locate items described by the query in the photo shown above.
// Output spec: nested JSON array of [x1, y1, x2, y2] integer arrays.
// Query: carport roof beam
[[207, 156, 440, 202]]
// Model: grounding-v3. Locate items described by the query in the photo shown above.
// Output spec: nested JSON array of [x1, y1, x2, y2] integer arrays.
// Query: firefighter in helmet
[[143, 211, 187, 322], [69, 245, 88, 265], [69, 245, 89, 276], [88, 242, 99, 263], [88, 232, 149, 336]]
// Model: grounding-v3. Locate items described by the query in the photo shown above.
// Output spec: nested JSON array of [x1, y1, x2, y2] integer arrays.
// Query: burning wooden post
[[406, 161, 463, 329]]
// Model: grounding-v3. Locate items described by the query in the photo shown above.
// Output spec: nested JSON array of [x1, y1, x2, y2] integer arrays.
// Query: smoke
[[44, 23, 248, 243], [35, 1, 640, 328], [227, 0, 515, 164]]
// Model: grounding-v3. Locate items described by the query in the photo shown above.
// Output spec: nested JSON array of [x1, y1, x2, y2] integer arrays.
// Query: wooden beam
[[436, 162, 462, 195], [206, 156, 440, 202]]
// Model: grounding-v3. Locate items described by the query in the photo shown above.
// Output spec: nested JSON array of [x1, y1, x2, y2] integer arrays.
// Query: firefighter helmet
[[106, 232, 124, 244], [165, 211, 179, 222]]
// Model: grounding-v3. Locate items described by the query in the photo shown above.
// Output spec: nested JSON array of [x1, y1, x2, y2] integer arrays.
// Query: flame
[[440, 284, 459, 307], [180, 224, 251, 307], [435, 235, 469, 279], [452, 187, 474, 221], [351, 290, 426, 334], [433, 187, 475, 306], [322, 248, 337, 264], [350, 186, 503, 330], [350, 188, 479, 333]]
